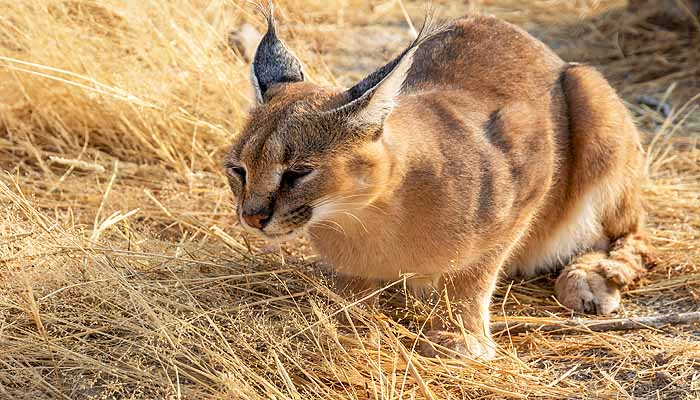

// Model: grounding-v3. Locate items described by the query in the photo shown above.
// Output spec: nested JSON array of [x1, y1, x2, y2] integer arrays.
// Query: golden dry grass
[[1, 0, 699, 399]]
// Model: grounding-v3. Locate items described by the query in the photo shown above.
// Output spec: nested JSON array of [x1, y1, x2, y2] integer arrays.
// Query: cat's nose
[[242, 208, 272, 229]]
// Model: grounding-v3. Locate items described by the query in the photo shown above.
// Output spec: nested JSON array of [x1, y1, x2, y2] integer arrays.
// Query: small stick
[[491, 312, 700, 335], [397, 0, 417, 39], [48, 156, 105, 173]]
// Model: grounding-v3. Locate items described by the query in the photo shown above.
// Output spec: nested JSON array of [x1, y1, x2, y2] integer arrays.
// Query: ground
[[0, 0, 699, 399]]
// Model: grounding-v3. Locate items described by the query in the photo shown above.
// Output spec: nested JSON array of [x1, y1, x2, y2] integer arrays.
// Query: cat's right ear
[[247, 2, 304, 104]]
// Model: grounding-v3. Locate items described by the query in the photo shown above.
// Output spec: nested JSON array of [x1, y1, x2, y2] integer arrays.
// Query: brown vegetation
[[1, 1, 698, 398]]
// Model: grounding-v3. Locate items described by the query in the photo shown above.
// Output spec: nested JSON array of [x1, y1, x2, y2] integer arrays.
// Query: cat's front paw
[[420, 330, 496, 360]]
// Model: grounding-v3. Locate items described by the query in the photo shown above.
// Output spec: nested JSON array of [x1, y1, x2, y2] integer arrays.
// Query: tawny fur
[[224, 13, 655, 359]]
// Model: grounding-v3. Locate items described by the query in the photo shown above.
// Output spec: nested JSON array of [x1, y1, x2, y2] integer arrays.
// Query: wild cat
[[223, 7, 655, 359]]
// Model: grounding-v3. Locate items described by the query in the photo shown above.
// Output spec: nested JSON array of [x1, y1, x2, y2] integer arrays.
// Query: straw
[[1, 1, 698, 398]]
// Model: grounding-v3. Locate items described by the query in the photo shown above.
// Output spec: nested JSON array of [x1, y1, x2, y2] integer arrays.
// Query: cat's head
[[224, 4, 438, 240]]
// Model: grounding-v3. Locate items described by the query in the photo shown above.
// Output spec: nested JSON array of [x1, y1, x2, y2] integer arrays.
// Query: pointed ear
[[328, 14, 448, 133], [342, 47, 417, 128], [248, 2, 304, 103]]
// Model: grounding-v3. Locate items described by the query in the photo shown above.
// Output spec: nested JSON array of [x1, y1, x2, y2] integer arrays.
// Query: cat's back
[[405, 14, 566, 102], [388, 15, 566, 239]]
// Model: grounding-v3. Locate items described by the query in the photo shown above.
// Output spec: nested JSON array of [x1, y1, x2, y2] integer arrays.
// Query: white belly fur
[[507, 183, 617, 277]]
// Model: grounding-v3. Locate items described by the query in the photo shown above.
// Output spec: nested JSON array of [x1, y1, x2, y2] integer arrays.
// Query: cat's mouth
[[238, 217, 308, 242], [237, 204, 313, 242], [258, 228, 304, 242], [238, 219, 302, 240]]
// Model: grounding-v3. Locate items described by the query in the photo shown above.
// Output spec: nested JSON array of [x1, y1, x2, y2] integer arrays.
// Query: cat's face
[[224, 5, 430, 240], [224, 83, 391, 241]]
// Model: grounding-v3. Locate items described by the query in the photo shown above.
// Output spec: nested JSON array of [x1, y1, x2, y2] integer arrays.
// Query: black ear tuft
[[251, 2, 304, 102], [344, 11, 448, 104], [321, 11, 450, 131]]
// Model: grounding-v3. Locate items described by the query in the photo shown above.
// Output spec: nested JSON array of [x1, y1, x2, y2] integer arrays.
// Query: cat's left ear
[[326, 16, 446, 132], [247, 3, 304, 104], [333, 47, 417, 129]]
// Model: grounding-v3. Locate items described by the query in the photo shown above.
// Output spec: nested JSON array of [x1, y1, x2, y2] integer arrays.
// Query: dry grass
[[1, 0, 699, 399]]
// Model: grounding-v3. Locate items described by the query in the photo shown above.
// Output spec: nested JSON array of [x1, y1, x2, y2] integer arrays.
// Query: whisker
[[318, 219, 346, 235], [310, 220, 346, 236], [310, 192, 371, 207], [317, 204, 385, 219], [274, 238, 285, 264], [323, 201, 387, 215], [340, 211, 369, 233]]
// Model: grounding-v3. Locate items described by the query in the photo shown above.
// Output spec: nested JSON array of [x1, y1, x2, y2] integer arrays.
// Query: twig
[[48, 156, 105, 173], [492, 312, 700, 335], [397, 0, 417, 39]]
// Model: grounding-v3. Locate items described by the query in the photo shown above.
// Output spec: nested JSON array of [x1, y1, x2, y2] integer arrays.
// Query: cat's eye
[[225, 163, 246, 184], [282, 167, 313, 187]]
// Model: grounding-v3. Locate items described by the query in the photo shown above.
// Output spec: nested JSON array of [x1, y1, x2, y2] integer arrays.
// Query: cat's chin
[[259, 228, 305, 242], [238, 217, 307, 242]]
